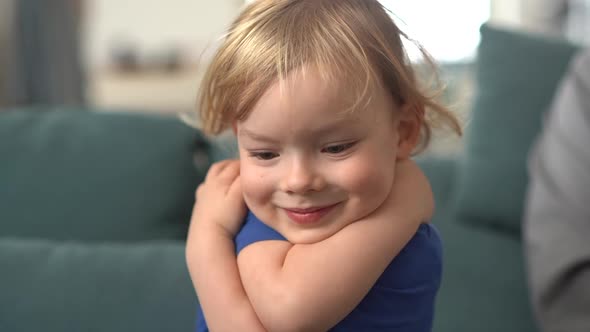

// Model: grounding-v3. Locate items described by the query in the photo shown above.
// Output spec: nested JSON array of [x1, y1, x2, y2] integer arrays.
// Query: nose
[[280, 156, 325, 194]]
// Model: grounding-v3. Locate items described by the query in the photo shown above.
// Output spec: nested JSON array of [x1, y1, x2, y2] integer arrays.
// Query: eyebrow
[[239, 119, 360, 143], [238, 128, 280, 143]]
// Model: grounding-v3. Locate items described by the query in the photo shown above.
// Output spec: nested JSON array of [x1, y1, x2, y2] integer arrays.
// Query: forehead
[[253, 67, 388, 120], [237, 67, 396, 137]]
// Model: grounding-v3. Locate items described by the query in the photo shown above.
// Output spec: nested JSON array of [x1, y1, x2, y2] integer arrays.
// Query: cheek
[[239, 161, 273, 204], [333, 150, 396, 201]]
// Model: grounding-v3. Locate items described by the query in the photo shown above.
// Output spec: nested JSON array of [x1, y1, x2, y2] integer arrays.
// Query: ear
[[396, 103, 423, 160], [232, 122, 238, 135]]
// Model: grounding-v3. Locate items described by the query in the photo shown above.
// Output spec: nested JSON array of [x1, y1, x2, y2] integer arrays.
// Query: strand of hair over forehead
[[204, 0, 403, 131], [249, 0, 381, 111]]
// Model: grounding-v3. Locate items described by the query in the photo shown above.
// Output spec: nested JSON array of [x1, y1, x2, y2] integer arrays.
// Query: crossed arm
[[236, 203, 424, 332], [186, 159, 432, 332]]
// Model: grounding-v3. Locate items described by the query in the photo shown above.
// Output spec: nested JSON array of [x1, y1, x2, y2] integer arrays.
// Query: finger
[[218, 160, 240, 182], [194, 183, 206, 200], [227, 175, 247, 213], [227, 174, 243, 197], [206, 160, 233, 180]]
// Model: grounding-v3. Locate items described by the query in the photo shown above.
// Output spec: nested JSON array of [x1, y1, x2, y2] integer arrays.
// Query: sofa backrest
[[452, 24, 581, 234], [0, 109, 211, 242]]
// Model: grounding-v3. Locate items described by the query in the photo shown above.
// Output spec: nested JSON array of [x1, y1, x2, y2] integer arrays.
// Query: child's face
[[236, 68, 403, 244]]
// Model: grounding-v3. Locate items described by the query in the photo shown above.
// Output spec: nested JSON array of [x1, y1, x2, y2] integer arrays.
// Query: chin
[[283, 227, 339, 245], [283, 213, 361, 244]]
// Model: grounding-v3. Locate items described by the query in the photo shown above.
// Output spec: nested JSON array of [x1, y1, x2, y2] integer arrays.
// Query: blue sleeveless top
[[196, 211, 442, 331]]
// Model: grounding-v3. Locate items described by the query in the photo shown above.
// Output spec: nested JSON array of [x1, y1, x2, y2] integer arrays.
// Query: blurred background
[[1, 3, 589, 331], [0, 0, 589, 154]]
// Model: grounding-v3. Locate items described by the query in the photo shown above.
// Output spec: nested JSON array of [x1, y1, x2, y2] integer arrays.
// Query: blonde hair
[[198, 0, 462, 152]]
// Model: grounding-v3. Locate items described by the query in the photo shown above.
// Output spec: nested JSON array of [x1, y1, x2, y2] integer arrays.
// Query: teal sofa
[[0, 109, 208, 331], [0, 24, 581, 331]]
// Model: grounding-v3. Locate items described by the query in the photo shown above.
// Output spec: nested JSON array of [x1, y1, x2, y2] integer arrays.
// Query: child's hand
[[373, 159, 434, 224], [191, 160, 247, 237], [186, 160, 267, 332], [390, 159, 434, 222]]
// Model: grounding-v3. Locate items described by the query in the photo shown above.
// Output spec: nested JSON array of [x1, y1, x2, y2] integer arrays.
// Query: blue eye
[[249, 151, 279, 160], [322, 142, 356, 154]]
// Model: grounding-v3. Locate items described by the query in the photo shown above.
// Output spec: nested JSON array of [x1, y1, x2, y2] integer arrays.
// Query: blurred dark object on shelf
[[109, 42, 185, 74], [149, 47, 184, 73], [110, 41, 141, 73]]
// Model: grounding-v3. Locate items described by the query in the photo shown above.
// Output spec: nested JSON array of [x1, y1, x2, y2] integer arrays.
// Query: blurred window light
[[244, 0, 490, 63], [379, 0, 490, 62]]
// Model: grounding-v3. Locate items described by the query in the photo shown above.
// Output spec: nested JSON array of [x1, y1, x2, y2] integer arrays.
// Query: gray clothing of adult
[[524, 49, 590, 332]]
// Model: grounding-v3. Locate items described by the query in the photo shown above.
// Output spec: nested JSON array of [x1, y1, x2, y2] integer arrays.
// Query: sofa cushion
[[419, 157, 535, 332], [454, 24, 579, 233], [432, 214, 536, 332], [417, 156, 458, 211], [0, 238, 197, 332], [418, 157, 535, 332], [0, 109, 210, 241]]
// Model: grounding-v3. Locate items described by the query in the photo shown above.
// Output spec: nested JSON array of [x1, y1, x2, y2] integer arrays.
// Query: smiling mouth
[[283, 203, 340, 225]]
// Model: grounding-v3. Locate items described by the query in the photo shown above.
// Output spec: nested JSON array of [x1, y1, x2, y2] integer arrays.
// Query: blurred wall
[[83, 0, 245, 70], [491, 0, 522, 26], [521, 0, 590, 44]]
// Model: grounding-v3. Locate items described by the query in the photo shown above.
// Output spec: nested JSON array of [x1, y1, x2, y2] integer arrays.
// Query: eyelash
[[249, 151, 279, 160], [248, 142, 356, 160], [322, 142, 357, 154]]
